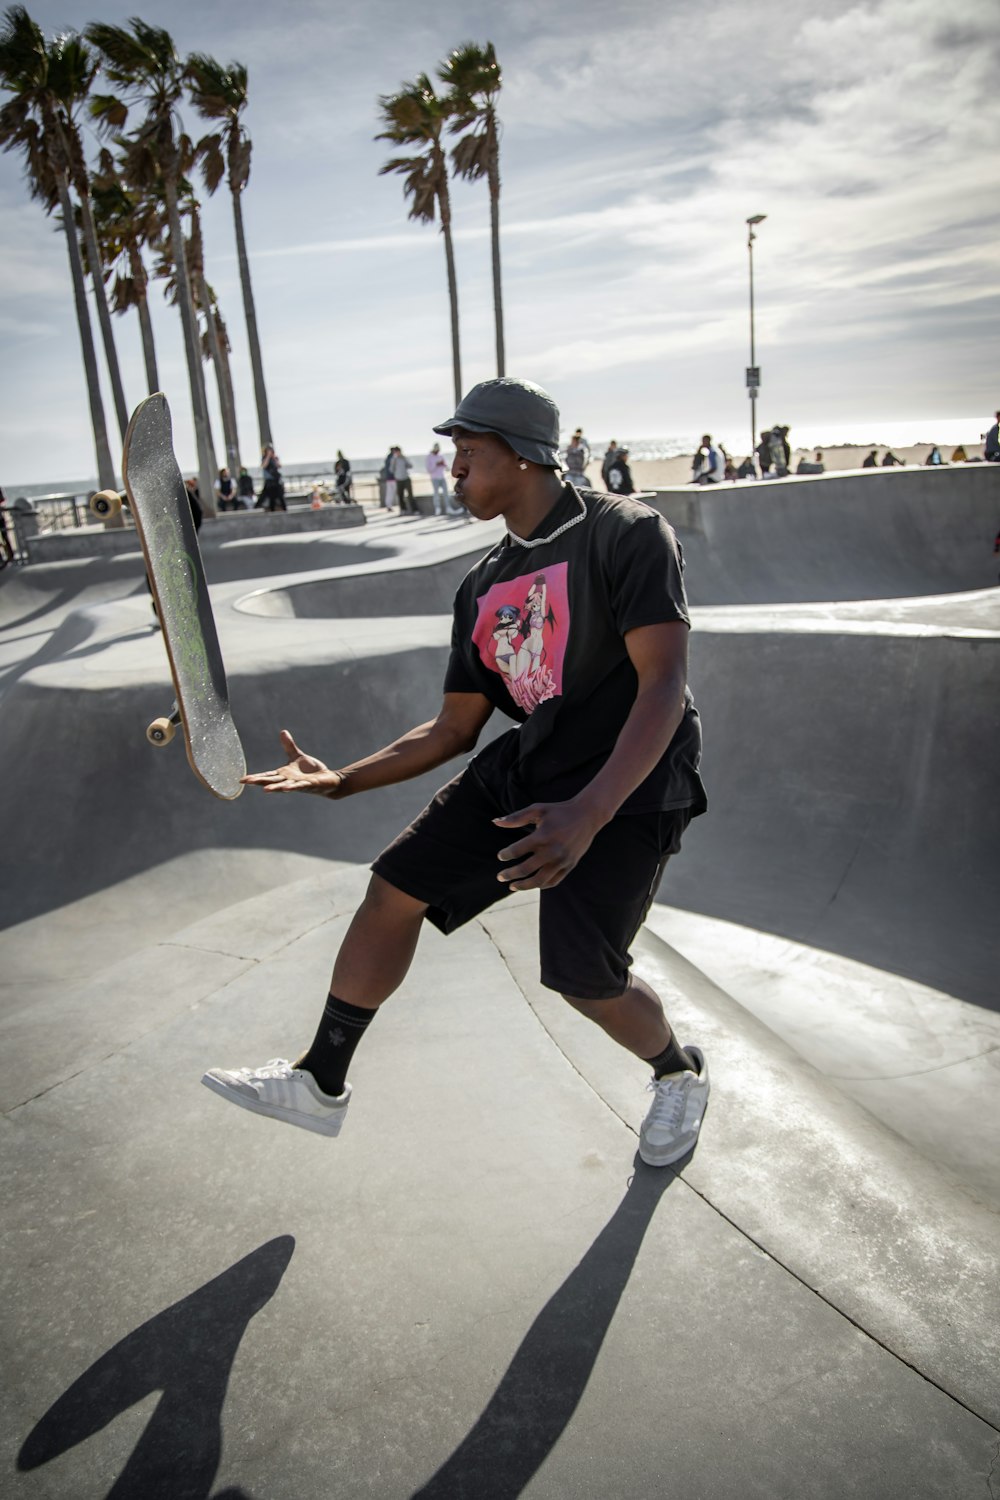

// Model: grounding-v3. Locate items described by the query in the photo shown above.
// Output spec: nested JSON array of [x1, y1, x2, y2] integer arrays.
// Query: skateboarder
[[203, 377, 710, 1167]]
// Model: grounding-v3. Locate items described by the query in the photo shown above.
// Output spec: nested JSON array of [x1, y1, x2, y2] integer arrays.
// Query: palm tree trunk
[[197, 272, 240, 472], [163, 175, 217, 516], [231, 186, 271, 451], [55, 172, 116, 491], [214, 310, 241, 474], [78, 189, 130, 441], [487, 129, 505, 378], [128, 241, 159, 392], [438, 187, 462, 407]]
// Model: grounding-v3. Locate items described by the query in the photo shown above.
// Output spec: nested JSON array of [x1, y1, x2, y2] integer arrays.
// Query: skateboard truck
[[147, 705, 182, 746]]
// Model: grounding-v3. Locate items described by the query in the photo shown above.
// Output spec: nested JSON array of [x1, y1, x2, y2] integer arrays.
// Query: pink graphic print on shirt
[[471, 563, 569, 715]]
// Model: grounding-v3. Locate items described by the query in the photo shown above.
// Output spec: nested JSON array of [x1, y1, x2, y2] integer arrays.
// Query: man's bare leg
[[294, 875, 427, 1092], [201, 875, 428, 1129], [563, 973, 708, 1166], [562, 973, 696, 1073], [327, 874, 428, 1011]]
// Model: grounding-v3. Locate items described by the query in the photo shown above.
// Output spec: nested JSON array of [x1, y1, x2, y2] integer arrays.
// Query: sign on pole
[[745, 366, 760, 388]]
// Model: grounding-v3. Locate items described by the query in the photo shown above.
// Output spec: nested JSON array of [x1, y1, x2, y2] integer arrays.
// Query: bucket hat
[[433, 378, 561, 468]]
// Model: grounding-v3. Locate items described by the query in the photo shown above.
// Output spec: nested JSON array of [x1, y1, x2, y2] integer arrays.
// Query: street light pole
[[746, 214, 766, 462]]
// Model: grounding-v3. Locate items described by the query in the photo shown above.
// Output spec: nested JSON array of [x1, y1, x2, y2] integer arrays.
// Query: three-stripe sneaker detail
[[201, 1058, 351, 1137]]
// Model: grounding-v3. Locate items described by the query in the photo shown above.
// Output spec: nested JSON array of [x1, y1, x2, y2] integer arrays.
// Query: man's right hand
[[241, 730, 345, 797]]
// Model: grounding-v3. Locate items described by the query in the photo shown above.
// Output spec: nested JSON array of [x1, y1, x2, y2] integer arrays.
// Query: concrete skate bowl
[[235, 543, 482, 618], [2, 467, 997, 1009]]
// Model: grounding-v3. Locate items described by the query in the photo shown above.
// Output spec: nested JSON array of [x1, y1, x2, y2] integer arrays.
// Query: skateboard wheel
[[147, 717, 176, 746], [91, 489, 122, 519]]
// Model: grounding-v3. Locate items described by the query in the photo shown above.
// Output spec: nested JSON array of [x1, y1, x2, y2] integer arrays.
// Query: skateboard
[[92, 393, 246, 801]]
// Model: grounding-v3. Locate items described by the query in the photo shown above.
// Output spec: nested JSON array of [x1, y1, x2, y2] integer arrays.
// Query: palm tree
[[0, 5, 116, 488], [186, 53, 271, 451], [377, 75, 461, 406], [88, 152, 161, 394], [86, 18, 217, 512], [438, 42, 505, 377]]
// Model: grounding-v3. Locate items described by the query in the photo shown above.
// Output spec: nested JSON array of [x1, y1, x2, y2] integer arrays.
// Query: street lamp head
[[747, 214, 766, 225]]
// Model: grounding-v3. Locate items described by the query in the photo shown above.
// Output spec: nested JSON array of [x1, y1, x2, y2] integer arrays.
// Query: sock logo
[[328, 1027, 346, 1047]]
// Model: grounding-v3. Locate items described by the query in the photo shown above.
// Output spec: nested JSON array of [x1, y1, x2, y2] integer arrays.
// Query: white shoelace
[[235, 1059, 294, 1085], [645, 1073, 691, 1129]]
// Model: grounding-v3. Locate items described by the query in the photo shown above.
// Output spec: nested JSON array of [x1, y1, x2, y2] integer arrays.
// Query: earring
[[518, 461, 528, 471]]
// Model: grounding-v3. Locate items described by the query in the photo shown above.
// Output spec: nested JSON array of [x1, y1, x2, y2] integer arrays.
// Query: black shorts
[[371, 765, 692, 1000]]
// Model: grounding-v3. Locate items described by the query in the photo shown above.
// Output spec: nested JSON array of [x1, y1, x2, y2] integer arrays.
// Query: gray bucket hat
[[433, 378, 561, 468]]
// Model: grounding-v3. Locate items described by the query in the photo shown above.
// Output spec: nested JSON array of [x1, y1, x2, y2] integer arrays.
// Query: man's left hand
[[493, 799, 602, 891]]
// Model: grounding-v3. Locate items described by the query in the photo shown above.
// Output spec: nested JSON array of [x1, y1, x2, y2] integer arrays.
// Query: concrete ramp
[[654, 463, 999, 603], [2, 870, 997, 1498]]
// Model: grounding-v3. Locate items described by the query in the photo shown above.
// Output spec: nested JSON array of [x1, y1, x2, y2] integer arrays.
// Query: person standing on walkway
[[562, 431, 591, 491], [691, 435, 723, 484], [203, 377, 710, 1170], [392, 447, 416, 513], [259, 446, 286, 511], [426, 442, 451, 515], [755, 432, 772, 476], [605, 445, 637, 495], [334, 451, 352, 502]]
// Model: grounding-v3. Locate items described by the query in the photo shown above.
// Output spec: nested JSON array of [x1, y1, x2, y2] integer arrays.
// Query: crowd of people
[[174, 406, 1000, 524]]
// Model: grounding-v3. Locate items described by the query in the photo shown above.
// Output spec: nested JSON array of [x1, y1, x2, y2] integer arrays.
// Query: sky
[[1, 0, 998, 486]]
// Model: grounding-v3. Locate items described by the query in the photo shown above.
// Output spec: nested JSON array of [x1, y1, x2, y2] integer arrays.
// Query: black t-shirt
[[444, 485, 707, 815]]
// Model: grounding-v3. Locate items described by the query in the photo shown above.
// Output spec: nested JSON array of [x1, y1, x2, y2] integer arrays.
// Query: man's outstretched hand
[[241, 730, 344, 797]]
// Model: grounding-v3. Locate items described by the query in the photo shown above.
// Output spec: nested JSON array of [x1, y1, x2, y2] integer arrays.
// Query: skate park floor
[[2, 477, 999, 1498]]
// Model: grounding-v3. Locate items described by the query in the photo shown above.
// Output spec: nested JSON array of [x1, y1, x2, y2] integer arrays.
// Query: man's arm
[[242, 692, 495, 799], [494, 621, 689, 890]]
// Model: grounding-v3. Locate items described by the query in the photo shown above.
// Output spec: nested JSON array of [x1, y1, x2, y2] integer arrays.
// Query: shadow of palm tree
[[412, 1158, 684, 1498], [18, 1236, 294, 1500]]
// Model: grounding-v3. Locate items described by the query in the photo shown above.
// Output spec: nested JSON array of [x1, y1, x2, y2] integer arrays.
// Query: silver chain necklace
[[506, 488, 587, 548]]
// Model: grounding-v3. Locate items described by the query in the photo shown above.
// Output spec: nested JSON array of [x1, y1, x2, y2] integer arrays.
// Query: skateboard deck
[[96, 393, 245, 800]]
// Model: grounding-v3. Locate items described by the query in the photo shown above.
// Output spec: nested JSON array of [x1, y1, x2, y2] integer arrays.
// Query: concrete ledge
[[24, 504, 366, 563], [648, 462, 1000, 602]]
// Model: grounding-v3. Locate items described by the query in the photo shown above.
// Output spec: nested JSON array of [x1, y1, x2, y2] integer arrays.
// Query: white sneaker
[[638, 1045, 709, 1167], [201, 1059, 351, 1138]]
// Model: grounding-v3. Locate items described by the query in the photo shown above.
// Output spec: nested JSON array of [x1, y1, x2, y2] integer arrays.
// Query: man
[[605, 445, 636, 496], [562, 430, 591, 491], [202, 378, 709, 1169], [862, 450, 879, 468], [755, 432, 772, 476], [984, 413, 999, 463], [691, 434, 723, 484], [392, 447, 416, 513], [426, 442, 451, 515], [214, 467, 238, 512]]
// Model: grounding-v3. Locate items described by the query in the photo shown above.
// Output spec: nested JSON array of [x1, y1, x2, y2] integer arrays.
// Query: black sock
[[297, 994, 377, 1097], [645, 1034, 697, 1079]]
